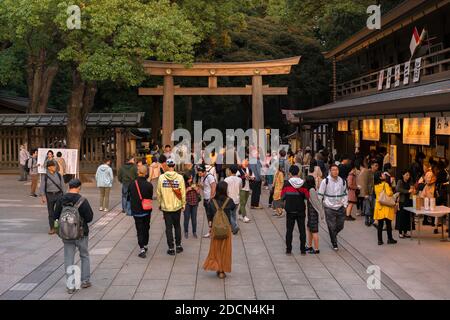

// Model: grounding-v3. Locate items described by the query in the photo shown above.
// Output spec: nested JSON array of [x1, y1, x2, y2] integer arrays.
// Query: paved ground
[[0, 175, 449, 300]]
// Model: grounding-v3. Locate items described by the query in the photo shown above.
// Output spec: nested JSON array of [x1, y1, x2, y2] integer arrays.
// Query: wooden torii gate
[[139, 56, 301, 146]]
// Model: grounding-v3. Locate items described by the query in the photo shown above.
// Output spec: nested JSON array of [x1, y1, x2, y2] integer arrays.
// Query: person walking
[[40, 160, 65, 235], [128, 165, 153, 258], [118, 157, 137, 213], [198, 164, 217, 237], [95, 158, 114, 212], [281, 165, 309, 255], [224, 165, 242, 235], [183, 174, 200, 238], [237, 158, 254, 223], [305, 175, 325, 254], [318, 164, 348, 251], [271, 165, 285, 217], [42, 150, 59, 173], [346, 164, 357, 221], [157, 159, 186, 255], [149, 157, 161, 200], [360, 161, 378, 226], [396, 169, 415, 238], [374, 172, 397, 245], [308, 159, 323, 189], [28, 149, 39, 197], [203, 181, 236, 279], [54, 179, 93, 294], [18, 144, 29, 181]]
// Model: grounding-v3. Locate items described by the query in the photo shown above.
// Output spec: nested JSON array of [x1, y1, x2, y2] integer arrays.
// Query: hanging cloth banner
[[413, 57, 422, 83]]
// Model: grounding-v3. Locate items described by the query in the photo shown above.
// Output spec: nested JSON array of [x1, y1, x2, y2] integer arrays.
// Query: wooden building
[[293, 0, 450, 170]]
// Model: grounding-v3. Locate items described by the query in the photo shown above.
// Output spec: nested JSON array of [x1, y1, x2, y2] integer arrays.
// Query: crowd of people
[[16, 142, 450, 294]]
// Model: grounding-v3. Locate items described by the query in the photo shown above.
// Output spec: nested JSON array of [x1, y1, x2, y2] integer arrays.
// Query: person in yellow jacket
[[374, 171, 397, 246], [157, 159, 186, 255], [271, 167, 285, 217]]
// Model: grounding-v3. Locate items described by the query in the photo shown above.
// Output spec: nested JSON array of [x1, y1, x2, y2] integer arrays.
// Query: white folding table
[[404, 206, 450, 244]]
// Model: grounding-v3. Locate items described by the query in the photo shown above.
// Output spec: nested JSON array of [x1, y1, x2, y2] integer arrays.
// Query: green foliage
[[0, 47, 22, 86], [55, 0, 199, 85]]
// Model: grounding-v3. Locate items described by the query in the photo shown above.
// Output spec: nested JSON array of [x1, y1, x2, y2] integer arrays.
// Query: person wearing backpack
[[128, 165, 153, 258], [40, 160, 65, 235], [203, 181, 236, 279], [157, 158, 186, 256], [281, 165, 310, 255], [318, 164, 348, 251], [54, 179, 94, 294], [118, 157, 138, 213], [28, 149, 39, 197]]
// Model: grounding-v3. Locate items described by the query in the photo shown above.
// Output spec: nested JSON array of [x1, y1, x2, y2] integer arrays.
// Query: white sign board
[[403, 61, 410, 85], [413, 57, 421, 83], [37, 148, 78, 174], [436, 117, 450, 135], [385, 67, 392, 89], [394, 64, 401, 87]]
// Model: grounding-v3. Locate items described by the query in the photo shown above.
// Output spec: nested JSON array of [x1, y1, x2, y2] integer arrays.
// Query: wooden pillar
[[252, 74, 264, 149], [115, 128, 125, 172], [162, 75, 174, 147], [151, 96, 161, 144], [186, 96, 193, 134], [332, 56, 337, 102]]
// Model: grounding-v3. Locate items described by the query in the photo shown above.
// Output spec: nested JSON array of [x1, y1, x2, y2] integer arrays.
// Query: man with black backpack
[[40, 160, 65, 234], [318, 164, 348, 251], [54, 179, 94, 294]]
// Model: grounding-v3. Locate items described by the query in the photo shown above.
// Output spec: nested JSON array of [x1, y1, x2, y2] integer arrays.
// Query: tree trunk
[[151, 96, 161, 144], [66, 70, 97, 151], [26, 48, 58, 114]]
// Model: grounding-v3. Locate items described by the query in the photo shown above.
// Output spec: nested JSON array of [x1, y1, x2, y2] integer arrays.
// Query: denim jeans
[[121, 183, 130, 211], [229, 204, 239, 232], [184, 204, 198, 234], [63, 236, 90, 287], [363, 195, 375, 224]]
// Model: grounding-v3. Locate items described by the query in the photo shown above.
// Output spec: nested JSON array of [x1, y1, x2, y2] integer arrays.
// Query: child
[[183, 174, 200, 238], [305, 175, 325, 254]]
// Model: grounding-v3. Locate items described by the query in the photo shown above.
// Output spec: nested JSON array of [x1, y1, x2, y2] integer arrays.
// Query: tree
[[0, 0, 61, 113], [54, 0, 199, 149]]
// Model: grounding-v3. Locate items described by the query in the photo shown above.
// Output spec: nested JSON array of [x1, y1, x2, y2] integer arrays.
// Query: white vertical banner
[[413, 57, 422, 83], [394, 64, 401, 87], [403, 61, 410, 85], [385, 67, 392, 89], [377, 70, 384, 91]]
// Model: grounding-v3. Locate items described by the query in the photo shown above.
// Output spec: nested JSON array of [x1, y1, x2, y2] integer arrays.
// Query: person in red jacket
[[281, 165, 310, 255]]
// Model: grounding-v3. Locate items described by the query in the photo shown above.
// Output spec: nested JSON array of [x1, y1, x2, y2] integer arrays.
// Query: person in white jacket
[[318, 164, 348, 251], [95, 158, 114, 212]]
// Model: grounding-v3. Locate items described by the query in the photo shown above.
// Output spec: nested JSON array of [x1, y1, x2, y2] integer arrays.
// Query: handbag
[[378, 183, 396, 207], [167, 179, 183, 200], [135, 180, 152, 210]]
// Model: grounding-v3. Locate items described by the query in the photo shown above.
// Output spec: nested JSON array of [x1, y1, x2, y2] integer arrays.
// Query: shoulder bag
[[135, 180, 152, 210]]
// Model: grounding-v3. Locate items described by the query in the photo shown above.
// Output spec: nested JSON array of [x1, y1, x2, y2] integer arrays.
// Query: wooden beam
[[139, 86, 288, 96], [208, 77, 217, 88]]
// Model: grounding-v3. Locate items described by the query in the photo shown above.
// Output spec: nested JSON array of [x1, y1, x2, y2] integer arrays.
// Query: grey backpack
[[58, 197, 85, 240]]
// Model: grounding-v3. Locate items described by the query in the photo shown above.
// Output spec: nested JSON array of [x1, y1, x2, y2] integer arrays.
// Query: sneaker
[[399, 234, 405, 239], [48, 228, 56, 235], [138, 248, 146, 258], [345, 215, 356, 221], [193, 233, 198, 239], [81, 281, 92, 289], [238, 215, 244, 221], [203, 233, 210, 238], [309, 249, 320, 254], [304, 246, 313, 253], [387, 239, 397, 244], [378, 241, 384, 245], [332, 244, 338, 251], [404, 234, 411, 238], [103, 208, 109, 212], [144, 246, 148, 252], [232, 228, 240, 235], [243, 216, 251, 223], [185, 232, 189, 239], [167, 249, 175, 256], [99, 207, 103, 211], [29, 194, 37, 198], [67, 288, 76, 294], [286, 249, 292, 255], [218, 272, 226, 279], [176, 246, 184, 253]]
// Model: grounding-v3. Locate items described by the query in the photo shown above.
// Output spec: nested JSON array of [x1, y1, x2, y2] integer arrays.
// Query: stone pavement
[[0, 175, 449, 300]]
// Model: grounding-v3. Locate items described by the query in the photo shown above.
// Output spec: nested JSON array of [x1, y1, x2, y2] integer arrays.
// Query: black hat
[[68, 179, 82, 189], [197, 164, 206, 172]]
